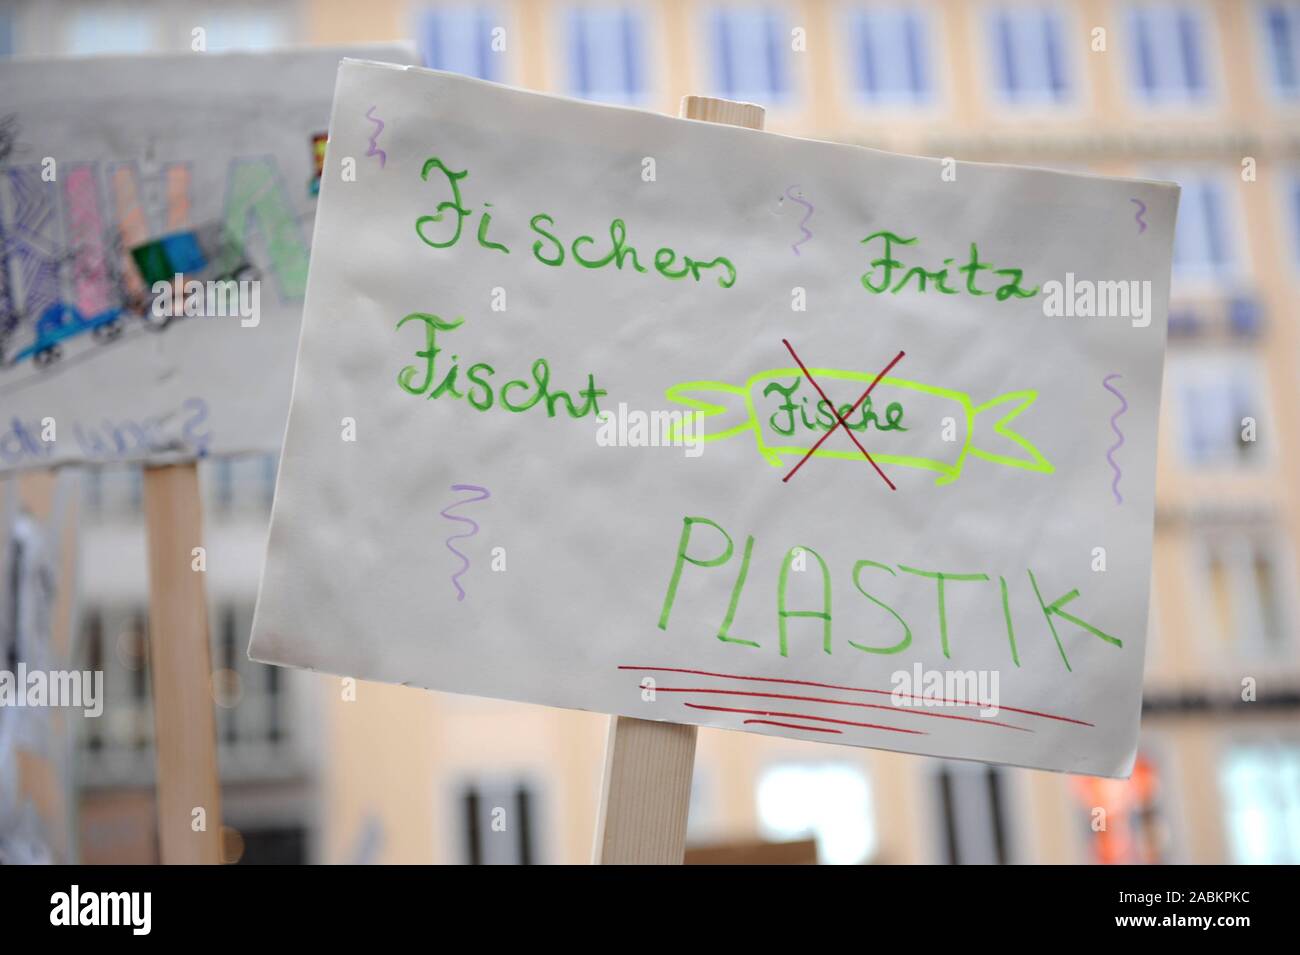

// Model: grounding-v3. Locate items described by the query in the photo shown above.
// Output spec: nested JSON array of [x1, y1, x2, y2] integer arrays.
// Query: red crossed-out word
[[779, 340, 906, 488]]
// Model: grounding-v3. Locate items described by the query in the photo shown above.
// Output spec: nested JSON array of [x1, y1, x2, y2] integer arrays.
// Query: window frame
[[560, 3, 654, 106], [978, 2, 1085, 115], [1185, 517, 1296, 664], [837, 2, 943, 113], [1122, 0, 1221, 113], [702, 4, 800, 111]]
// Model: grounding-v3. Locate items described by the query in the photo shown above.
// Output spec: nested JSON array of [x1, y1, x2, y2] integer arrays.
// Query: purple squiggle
[[440, 484, 490, 601], [1130, 197, 1147, 234], [785, 185, 814, 255], [1102, 374, 1127, 504], [365, 106, 387, 168]]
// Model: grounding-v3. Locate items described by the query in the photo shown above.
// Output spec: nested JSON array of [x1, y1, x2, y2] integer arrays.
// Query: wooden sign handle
[[143, 462, 223, 864], [593, 95, 766, 865]]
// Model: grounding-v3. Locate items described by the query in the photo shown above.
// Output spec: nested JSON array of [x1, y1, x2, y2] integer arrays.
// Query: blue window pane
[[0, 10, 13, 58], [859, 16, 878, 93], [711, 7, 789, 103], [851, 9, 932, 104], [904, 14, 925, 93], [1177, 11, 1204, 94], [204, 12, 288, 52], [988, 7, 1070, 104], [1294, 180, 1300, 261], [1129, 5, 1209, 103], [997, 13, 1018, 94], [568, 8, 646, 103], [65, 10, 155, 55], [1221, 747, 1300, 864], [1200, 183, 1224, 268], [1265, 4, 1300, 95], [1043, 12, 1065, 95], [420, 8, 499, 81], [1165, 175, 1234, 281]]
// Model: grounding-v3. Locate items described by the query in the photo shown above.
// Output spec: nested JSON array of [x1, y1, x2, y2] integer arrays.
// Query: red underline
[[652, 686, 1032, 732], [685, 702, 927, 735], [745, 718, 842, 735], [619, 664, 1092, 727]]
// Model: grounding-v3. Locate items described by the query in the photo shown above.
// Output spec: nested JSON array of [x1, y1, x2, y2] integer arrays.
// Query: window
[[1290, 175, 1300, 266], [1166, 175, 1235, 280], [1167, 352, 1264, 468], [64, 8, 156, 56], [710, 7, 791, 104], [208, 600, 286, 750], [0, 6, 13, 58], [77, 597, 295, 781], [987, 6, 1070, 105], [1128, 4, 1210, 103], [1194, 525, 1291, 656], [1070, 751, 1170, 863], [460, 779, 539, 864], [934, 761, 1011, 864], [229, 825, 309, 865], [202, 9, 291, 53], [84, 464, 145, 518], [848, 7, 932, 106], [756, 762, 875, 864], [78, 604, 151, 758], [1261, 3, 1300, 98], [567, 7, 646, 103], [205, 453, 276, 514], [1221, 744, 1300, 864], [418, 7, 500, 81]]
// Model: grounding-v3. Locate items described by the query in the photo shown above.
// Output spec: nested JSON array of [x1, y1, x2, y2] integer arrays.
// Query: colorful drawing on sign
[[665, 366, 1054, 486], [784, 185, 814, 255], [1130, 198, 1147, 234], [440, 484, 490, 601], [1102, 373, 1127, 504], [310, 132, 328, 197], [0, 155, 306, 386], [0, 114, 19, 164], [365, 106, 386, 168]]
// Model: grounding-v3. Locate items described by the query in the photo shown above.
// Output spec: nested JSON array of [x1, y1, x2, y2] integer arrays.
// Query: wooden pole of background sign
[[593, 95, 766, 866], [142, 463, 222, 864]]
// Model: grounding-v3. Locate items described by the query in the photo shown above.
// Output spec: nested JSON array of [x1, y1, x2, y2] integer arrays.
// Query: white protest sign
[[251, 61, 1178, 777], [0, 46, 414, 473]]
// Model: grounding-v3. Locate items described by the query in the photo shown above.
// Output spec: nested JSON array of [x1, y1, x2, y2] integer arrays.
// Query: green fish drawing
[[665, 367, 1054, 485]]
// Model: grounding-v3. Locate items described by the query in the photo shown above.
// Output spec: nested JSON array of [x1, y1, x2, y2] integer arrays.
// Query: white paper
[[0, 46, 415, 473], [251, 61, 1178, 777]]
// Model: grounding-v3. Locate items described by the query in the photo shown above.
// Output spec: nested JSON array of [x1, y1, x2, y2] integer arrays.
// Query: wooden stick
[[593, 95, 765, 865], [142, 462, 222, 864]]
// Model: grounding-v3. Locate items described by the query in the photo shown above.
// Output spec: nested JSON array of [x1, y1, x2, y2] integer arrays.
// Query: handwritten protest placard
[[0, 47, 413, 473], [250, 61, 1178, 776]]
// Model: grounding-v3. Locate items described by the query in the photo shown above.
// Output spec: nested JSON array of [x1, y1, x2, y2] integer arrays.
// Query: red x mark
[[780, 340, 906, 489]]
